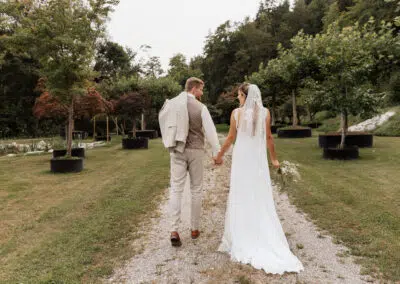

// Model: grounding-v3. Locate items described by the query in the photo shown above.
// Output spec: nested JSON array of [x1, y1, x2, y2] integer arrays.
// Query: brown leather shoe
[[191, 230, 200, 239], [170, 231, 182, 247]]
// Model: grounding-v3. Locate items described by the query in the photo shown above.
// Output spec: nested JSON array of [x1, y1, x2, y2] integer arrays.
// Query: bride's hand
[[213, 155, 223, 165], [272, 159, 280, 169]]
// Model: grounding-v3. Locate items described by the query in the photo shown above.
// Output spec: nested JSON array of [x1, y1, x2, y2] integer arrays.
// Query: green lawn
[[1, 129, 399, 282], [216, 123, 230, 133], [271, 133, 400, 281], [0, 137, 170, 283]]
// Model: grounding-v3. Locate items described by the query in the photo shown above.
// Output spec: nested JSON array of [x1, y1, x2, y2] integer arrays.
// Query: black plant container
[[319, 132, 373, 148], [52, 148, 85, 158], [132, 130, 158, 139], [122, 137, 149, 149], [323, 146, 359, 160], [50, 158, 84, 173], [277, 127, 312, 138]]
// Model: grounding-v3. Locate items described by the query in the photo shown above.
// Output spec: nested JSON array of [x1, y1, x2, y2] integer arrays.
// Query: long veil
[[237, 84, 266, 141]]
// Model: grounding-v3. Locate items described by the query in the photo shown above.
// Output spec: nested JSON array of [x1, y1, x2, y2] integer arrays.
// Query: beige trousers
[[169, 148, 204, 232]]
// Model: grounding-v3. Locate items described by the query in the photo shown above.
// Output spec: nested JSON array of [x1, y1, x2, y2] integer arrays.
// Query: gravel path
[[107, 136, 375, 284]]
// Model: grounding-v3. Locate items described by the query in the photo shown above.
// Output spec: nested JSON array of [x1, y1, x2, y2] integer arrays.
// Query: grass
[[216, 123, 230, 133], [0, 136, 170, 283], [374, 106, 400, 137], [316, 114, 365, 133], [271, 134, 400, 281]]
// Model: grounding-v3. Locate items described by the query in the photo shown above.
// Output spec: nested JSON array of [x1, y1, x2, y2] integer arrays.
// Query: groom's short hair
[[185, 77, 204, 92]]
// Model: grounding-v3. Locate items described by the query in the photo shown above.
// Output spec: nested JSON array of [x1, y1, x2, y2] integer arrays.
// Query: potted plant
[[116, 92, 150, 149], [8, 0, 119, 172], [268, 39, 319, 138], [308, 22, 395, 159]]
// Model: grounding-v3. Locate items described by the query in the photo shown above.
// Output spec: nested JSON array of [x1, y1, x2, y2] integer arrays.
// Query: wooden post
[[93, 116, 96, 141], [106, 116, 109, 142]]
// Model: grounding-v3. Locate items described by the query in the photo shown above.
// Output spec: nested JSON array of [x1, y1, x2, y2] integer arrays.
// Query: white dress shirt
[[188, 93, 221, 156]]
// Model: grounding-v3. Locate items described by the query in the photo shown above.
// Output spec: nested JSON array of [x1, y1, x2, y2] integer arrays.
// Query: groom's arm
[[201, 106, 221, 157]]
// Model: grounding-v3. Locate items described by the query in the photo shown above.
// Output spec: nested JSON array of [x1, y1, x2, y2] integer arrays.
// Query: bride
[[214, 83, 304, 274]]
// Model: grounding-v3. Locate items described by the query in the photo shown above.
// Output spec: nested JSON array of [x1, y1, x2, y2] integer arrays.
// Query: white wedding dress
[[218, 85, 304, 274]]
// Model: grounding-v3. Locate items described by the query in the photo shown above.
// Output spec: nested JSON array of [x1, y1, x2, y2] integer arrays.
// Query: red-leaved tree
[[33, 87, 112, 144], [114, 91, 149, 138]]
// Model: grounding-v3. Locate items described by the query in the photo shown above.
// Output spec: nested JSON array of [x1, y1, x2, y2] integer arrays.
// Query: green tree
[[248, 60, 288, 125], [167, 53, 203, 87], [143, 56, 163, 77], [138, 76, 181, 130], [312, 22, 396, 147], [3, 0, 119, 156], [94, 40, 140, 80]]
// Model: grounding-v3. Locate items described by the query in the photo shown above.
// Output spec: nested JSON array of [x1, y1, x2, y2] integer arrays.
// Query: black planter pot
[[277, 127, 312, 138], [95, 135, 111, 142], [52, 147, 85, 158], [304, 122, 322, 129], [271, 124, 286, 134], [323, 146, 359, 160], [122, 137, 149, 149], [318, 132, 373, 148], [131, 130, 158, 139], [50, 158, 84, 173]]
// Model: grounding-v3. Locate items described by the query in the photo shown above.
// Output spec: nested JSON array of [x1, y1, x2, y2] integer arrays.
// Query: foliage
[[323, 0, 399, 30], [33, 87, 111, 120], [167, 53, 203, 87], [143, 56, 163, 78], [114, 91, 149, 136], [94, 40, 140, 80], [215, 87, 239, 124], [2, 0, 119, 155], [139, 76, 182, 112]]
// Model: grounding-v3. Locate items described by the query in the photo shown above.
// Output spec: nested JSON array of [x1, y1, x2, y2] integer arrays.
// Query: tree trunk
[[271, 96, 276, 126], [106, 116, 109, 142], [64, 121, 68, 141], [292, 90, 298, 127], [132, 117, 137, 138], [93, 116, 96, 141], [141, 113, 146, 130], [120, 119, 126, 137], [111, 116, 121, 136], [340, 85, 349, 149], [340, 110, 348, 149], [307, 106, 312, 122], [66, 98, 74, 157], [115, 117, 118, 136]]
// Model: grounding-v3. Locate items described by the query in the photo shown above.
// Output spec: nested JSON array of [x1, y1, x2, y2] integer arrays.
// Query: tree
[[94, 40, 140, 81], [269, 33, 321, 127], [167, 53, 203, 87], [215, 88, 238, 125], [4, 0, 119, 156], [114, 92, 148, 137], [143, 56, 163, 78], [323, 0, 399, 30], [311, 21, 395, 147], [248, 61, 288, 125], [33, 87, 111, 126], [138, 76, 181, 131]]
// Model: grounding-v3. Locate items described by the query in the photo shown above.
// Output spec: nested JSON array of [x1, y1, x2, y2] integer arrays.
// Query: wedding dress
[[218, 84, 304, 274]]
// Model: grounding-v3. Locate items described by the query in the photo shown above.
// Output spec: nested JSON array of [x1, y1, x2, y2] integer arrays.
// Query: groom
[[162, 77, 221, 247]]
